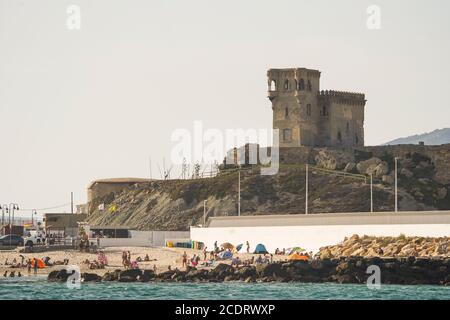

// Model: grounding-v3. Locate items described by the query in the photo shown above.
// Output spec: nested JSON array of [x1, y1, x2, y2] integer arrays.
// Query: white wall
[[99, 230, 190, 247], [190, 224, 450, 253]]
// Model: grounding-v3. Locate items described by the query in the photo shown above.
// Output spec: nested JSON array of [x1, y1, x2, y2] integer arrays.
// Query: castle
[[267, 68, 366, 148]]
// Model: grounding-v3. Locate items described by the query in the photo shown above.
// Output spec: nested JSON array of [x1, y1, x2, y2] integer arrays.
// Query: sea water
[[0, 277, 449, 300]]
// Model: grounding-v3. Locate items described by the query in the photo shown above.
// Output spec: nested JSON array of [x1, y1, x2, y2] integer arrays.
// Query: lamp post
[[237, 169, 241, 217], [9, 203, 19, 226], [31, 209, 37, 227], [203, 200, 207, 227], [394, 157, 399, 213], [370, 174, 373, 213], [305, 164, 309, 215], [1, 205, 9, 226]]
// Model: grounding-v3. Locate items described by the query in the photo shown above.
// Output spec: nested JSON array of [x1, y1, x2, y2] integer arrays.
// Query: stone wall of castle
[[267, 68, 365, 148]]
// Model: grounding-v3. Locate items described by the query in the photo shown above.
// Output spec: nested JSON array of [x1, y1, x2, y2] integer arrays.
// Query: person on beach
[[182, 251, 188, 268], [153, 264, 157, 273], [27, 259, 32, 274], [33, 258, 38, 275], [144, 254, 150, 262], [246, 241, 250, 253], [203, 247, 207, 260], [3, 271, 7, 277]]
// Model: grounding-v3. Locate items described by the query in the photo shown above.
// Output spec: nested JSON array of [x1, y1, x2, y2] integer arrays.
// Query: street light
[[203, 200, 207, 227], [1, 205, 9, 226], [237, 169, 241, 216], [305, 164, 309, 215], [9, 203, 19, 226], [370, 174, 373, 213], [31, 209, 37, 227], [394, 157, 399, 213]]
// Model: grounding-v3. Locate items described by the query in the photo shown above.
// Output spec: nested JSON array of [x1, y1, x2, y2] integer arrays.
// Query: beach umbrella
[[221, 242, 234, 250], [31, 258, 45, 269], [235, 244, 243, 252]]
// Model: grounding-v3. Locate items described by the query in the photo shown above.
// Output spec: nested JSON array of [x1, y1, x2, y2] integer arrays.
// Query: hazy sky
[[1, 0, 449, 218]]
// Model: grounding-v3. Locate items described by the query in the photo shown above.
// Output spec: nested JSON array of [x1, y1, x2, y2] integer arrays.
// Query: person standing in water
[[33, 258, 38, 275]]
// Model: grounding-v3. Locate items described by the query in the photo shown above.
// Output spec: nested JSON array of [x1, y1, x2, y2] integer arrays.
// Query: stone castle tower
[[267, 68, 366, 148]]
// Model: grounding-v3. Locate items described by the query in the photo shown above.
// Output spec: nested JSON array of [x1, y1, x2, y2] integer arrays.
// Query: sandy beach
[[0, 246, 288, 277]]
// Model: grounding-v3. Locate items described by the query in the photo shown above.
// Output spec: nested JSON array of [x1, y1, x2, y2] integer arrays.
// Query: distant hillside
[[384, 128, 450, 146]]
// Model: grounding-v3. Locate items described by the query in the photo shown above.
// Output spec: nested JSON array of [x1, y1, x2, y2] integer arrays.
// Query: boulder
[[235, 266, 256, 280], [102, 269, 121, 282], [82, 273, 102, 282], [211, 263, 234, 275], [118, 269, 142, 282], [139, 270, 155, 282], [47, 269, 74, 282], [257, 263, 287, 279], [314, 149, 352, 170], [356, 157, 389, 178]]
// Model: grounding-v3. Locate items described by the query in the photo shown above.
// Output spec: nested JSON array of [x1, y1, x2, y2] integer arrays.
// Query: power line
[[17, 203, 72, 211]]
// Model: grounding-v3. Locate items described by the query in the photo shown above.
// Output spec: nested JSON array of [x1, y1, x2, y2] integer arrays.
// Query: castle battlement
[[318, 90, 366, 106], [268, 67, 366, 148]]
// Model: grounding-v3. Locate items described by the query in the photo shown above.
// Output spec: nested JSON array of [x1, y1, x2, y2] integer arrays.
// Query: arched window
[[306, 104, 311, 117], [269, 80, 277, 91], [337, 131, 342, 143], [285, 107, 289, 118], [299, 79, 305, 91], [307, 80, 312, 91], [284, 79, 289, 90]]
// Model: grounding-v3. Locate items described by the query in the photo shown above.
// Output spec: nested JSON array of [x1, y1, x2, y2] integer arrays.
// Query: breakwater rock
[[48, 257, 450, 286], [317, 235, 450, 259]]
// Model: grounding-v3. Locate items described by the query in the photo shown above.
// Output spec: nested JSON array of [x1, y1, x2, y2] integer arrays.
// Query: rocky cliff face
[[86, 147, 450, 230]]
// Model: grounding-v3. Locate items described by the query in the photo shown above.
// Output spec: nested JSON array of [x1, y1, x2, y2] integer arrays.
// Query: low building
[[87, 178, 153, 214], [43, 213, 87, 237]]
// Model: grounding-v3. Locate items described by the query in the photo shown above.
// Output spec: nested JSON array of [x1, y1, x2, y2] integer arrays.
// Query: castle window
[[355, 134, 359, 144], [346, 122, 350, 133], [306, 104, 311, 117], [283, 129, 292, 142], [269, 80, 277, 91], [307, 80, 312, 91], [337, 131, 342, 143], [299, 79, 305, 91], [285, 107, 289, 118], [284, 80, 289, 90], [321, 105, 328, 116]]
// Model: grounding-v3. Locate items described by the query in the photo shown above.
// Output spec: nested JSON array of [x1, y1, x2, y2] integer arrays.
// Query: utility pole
[[149, 156, 152, 180], [71, 192, 74, 214], [238, 169, 241, 216], [305, 164, 309, 215], [395, 157, 398, 213], [370, 174, 373, 213]]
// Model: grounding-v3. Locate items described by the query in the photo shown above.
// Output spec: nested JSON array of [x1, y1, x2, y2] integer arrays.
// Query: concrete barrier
[[191, 211, 450, 253]]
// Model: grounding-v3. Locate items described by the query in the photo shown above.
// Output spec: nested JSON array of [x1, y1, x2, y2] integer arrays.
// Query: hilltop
[[86, 146, 450, 231], [384, 128, 450, 146]]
